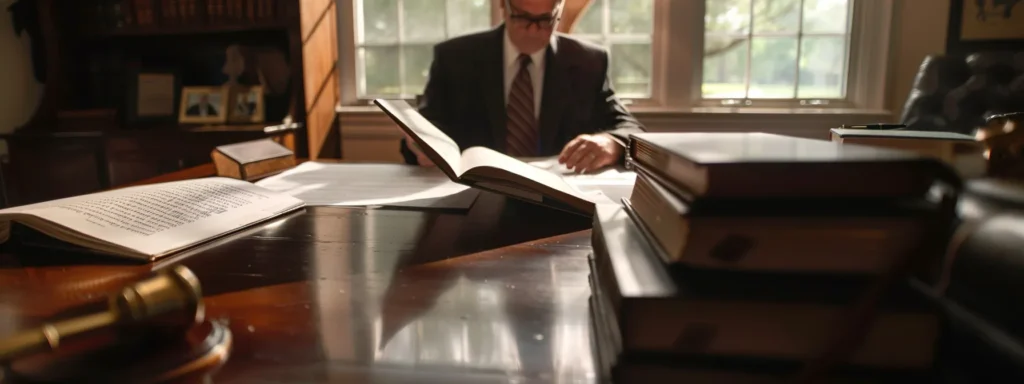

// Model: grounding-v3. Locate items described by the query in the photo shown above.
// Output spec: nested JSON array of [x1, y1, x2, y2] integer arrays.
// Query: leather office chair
[[928, 180, 1024, 383], [900, 52, 1024, 135]]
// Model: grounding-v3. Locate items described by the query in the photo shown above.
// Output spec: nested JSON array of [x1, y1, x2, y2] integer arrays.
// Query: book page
[[0, 178, 304, 258], [374, 99, 463, 178], [460, 147, 587, 201]]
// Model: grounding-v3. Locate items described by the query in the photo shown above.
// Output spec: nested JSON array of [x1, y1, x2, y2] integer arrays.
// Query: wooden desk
[[0, 167, 597, 382]]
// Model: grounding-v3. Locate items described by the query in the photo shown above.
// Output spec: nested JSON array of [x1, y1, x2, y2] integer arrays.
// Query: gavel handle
[[0, 311, 119, 362]]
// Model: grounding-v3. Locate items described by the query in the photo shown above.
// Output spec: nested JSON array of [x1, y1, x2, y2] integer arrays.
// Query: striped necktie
[[506, 54, 538, 157]]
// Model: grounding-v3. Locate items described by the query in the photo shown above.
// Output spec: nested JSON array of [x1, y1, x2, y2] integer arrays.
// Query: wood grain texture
[[0, 191, 596, 383], [300, 0, 339, 160]]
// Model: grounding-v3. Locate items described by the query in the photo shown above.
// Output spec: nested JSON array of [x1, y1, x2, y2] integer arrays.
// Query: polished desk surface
[[0, 182, 599, 383]]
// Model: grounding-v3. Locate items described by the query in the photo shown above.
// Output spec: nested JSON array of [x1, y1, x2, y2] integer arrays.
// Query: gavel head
[[110, 265, 205, 332]]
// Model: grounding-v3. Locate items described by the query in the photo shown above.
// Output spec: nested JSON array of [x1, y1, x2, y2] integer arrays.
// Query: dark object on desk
[[978, 111, 1024, 179], [211, 138, 296, 181], [838, 124, 907, 130], [0, 265, 204, 362], [1, 266, 230, 383]]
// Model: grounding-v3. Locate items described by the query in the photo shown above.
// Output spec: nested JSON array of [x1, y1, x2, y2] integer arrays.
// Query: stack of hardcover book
[[589, 132, 962, 383]]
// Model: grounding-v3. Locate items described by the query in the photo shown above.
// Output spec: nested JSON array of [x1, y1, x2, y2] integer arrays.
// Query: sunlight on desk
[[255, 162, 480, 210]]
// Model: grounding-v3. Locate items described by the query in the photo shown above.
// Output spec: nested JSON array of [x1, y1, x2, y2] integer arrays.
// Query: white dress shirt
[[503, 31, 550, 119]]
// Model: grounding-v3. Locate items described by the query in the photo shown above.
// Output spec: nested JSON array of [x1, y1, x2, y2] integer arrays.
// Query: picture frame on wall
[[178, 86, 228, 124], [960, 0, 1024, 40], [226, 85, 266, 123], [125, 69, 180, 125]]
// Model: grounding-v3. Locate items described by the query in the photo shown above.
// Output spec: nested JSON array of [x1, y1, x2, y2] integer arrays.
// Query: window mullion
[[743, 0, 754, 101], [397, 0, 407, 97], [793, 0, 805, 99]]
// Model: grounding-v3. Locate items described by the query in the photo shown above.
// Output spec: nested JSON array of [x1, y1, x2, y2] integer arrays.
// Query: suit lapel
[[539, 39, 572, 155], [481, 26, 507, 152]]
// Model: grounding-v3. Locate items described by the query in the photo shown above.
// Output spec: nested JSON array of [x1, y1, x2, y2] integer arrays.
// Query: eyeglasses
[[505, 0, 562, 29]]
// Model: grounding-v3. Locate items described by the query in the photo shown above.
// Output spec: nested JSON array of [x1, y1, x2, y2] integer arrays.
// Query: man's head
[[501, 0, 563, 54], [198, 94, 210, 106]]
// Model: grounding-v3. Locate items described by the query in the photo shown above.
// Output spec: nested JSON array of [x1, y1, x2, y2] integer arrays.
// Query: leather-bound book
[[628, 132, 960, 199], [625, 168, 937, 273], [211, 139, 295, 181], [589, 204, 938, 379]]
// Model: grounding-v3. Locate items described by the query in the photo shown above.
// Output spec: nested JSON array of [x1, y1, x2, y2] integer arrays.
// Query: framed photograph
[[960, 0, 1024, 40], [125, 69, 180, 124], [178, 86, 228, 124], [227, 85, 265, 123]]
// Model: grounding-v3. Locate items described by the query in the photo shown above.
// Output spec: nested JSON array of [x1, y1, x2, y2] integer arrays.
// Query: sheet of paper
[[255, 162, 480, 210]]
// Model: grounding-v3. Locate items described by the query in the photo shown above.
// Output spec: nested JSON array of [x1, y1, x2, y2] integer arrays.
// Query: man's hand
[[403, 133, 435, 167], [558, 133, 623, 174]]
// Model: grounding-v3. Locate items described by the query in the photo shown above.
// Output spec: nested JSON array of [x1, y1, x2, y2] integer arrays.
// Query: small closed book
[[374, 99, 598, 215], [0, 178, 305, 261], [830, 128, 986, 178], [212, 139, 296, 181], [628, 132, 960, 199]]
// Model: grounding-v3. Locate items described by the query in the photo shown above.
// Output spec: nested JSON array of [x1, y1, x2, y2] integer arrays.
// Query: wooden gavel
[[0, 265, 204, 362]]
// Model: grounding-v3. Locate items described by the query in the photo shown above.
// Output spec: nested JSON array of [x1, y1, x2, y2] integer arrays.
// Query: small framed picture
[[125, 69, 180, 124], [179, 86, 228, 124], [227, 85, 265, 123]]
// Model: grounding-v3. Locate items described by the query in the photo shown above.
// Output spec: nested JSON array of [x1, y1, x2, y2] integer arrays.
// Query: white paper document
[[255, 162, 480, 210]]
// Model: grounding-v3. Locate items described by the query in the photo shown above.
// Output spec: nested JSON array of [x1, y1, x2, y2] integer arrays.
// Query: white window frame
[[337, 0, 891, 111]]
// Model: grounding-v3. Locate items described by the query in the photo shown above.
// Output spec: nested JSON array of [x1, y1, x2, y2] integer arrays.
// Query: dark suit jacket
[[400, 24, 644, 164]]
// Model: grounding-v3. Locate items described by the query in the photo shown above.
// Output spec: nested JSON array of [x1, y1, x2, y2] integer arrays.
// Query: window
[[355, 0, 492, 98], [573, 0, 656, 99], [342, 0, 888, 110], [702, 0, 853, 103]]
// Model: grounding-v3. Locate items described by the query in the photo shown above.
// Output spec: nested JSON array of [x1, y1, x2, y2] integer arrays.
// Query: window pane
[[803, 0, 849, 33], [609, 0, 652, 34], [705, 0, 752, 34], [402, 44, 434, 96], [402, 0, 446, 42], [447, 0, 491, 37], [574, 0, 603, 34], [361, 0, 398, 43], [702, 35, 748, 99], [798, 36, 846, 98], [610, 43, 651, 97], [361, 46, 400, 96], [753, 0, 801, 34], [748, 36, 797, 98]]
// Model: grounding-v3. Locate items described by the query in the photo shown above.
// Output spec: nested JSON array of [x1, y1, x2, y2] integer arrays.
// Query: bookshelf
[[4, 0, 340, 206]]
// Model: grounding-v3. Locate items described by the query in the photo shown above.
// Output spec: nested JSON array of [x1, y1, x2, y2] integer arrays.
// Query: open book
[[0, 177, 305, 261], [375, 99, 597, 215]]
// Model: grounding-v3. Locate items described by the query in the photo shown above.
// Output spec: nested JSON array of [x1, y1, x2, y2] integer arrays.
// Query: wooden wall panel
[[307, 74, 338, 158], [300, 0, 339, 159], [300, 0, 334, 43]]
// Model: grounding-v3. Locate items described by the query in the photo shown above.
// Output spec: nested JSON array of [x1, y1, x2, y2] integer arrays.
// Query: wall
[[886, 0, 952, 118], [0, 0, 44, 152]]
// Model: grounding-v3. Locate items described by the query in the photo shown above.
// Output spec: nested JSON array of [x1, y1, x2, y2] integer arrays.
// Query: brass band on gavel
[[0, 265, 205, 362]]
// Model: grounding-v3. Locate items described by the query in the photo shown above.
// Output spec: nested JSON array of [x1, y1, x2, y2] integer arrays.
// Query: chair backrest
[[900, 52, 1024, 135]]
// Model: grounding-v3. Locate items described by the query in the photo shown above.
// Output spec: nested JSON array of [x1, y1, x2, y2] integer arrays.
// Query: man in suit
[[400, 0, 644, 173]]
